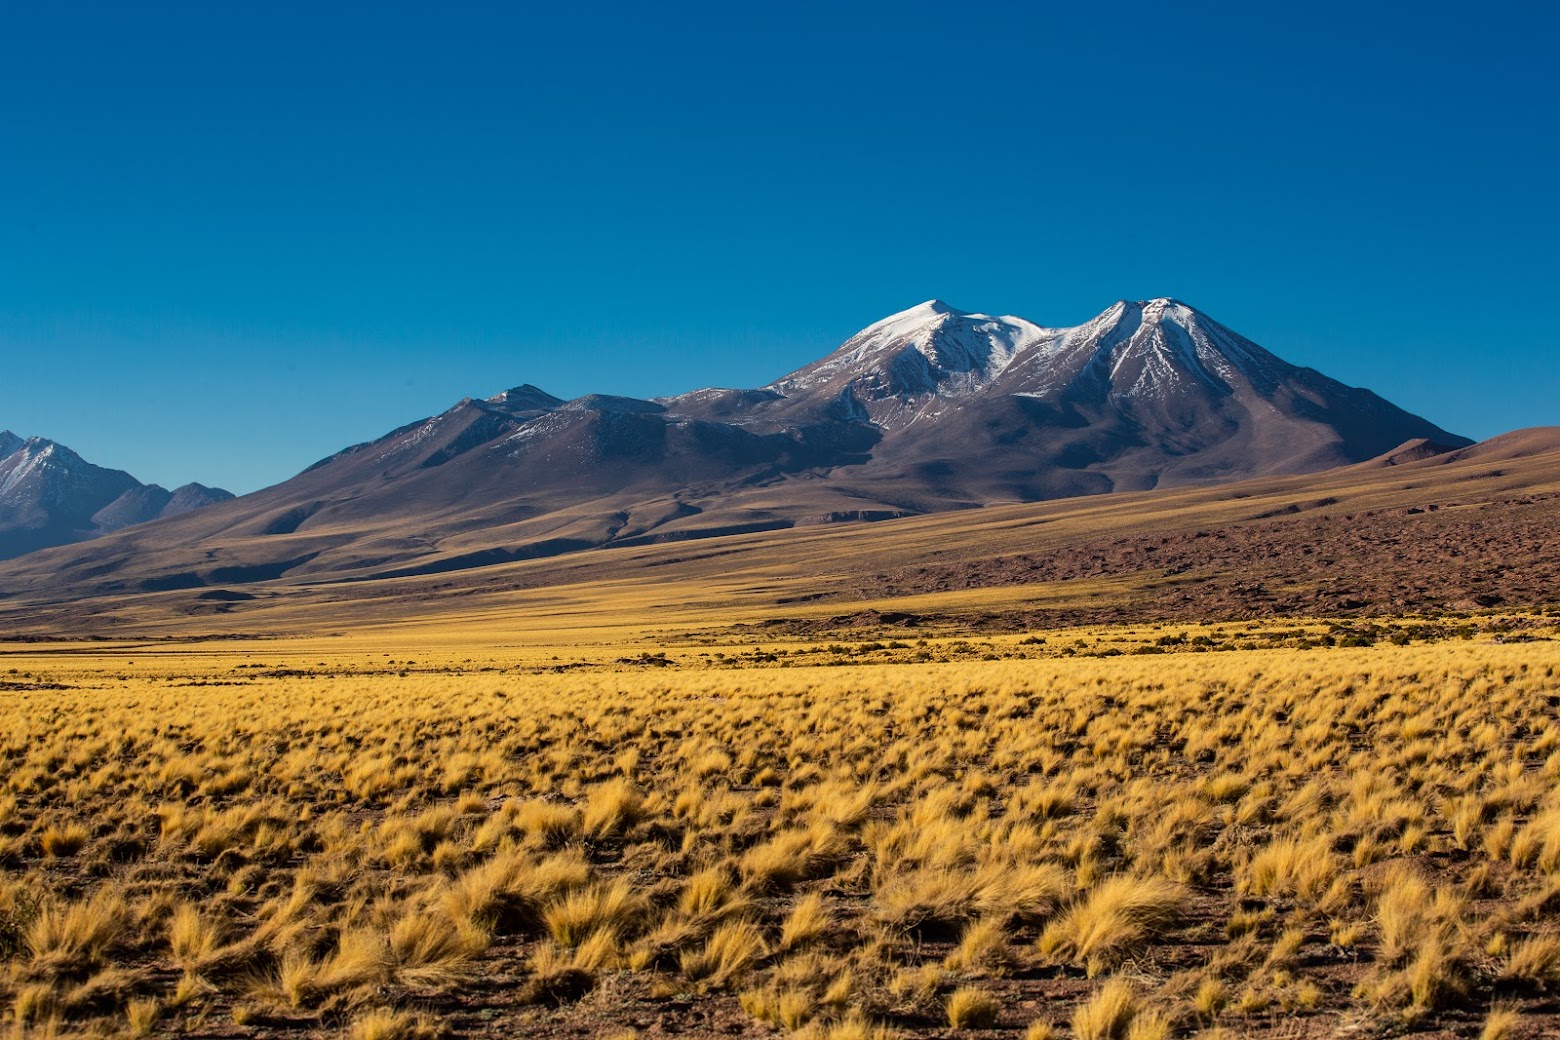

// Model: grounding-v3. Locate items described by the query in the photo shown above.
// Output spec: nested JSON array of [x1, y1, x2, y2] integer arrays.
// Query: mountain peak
[[766, 300, 1054, 409], [0, 432, 231, 559], [9, 437, 78, 467], [852, 299, 968, 341], [1104, 297, 1200, 322], [0, 294, 1475, 583], [162, 482, 236, 518], [486, 384, 565, 412]]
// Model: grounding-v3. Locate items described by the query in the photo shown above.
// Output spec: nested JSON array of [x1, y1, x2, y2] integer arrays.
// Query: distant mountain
[[0, 298, 1469, 592], [0, 433, 232, 559], [711, 296, 1467, 502]]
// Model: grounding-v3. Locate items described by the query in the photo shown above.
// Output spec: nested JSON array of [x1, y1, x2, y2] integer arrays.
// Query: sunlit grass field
[[2, 626, 1559, 1038]]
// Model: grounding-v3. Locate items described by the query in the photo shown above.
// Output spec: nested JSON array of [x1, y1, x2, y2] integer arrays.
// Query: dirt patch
[[858, 492, 1560, 625]]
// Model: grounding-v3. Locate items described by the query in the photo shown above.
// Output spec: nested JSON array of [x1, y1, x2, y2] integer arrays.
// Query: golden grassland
[[2, 626, 1560, 1039]]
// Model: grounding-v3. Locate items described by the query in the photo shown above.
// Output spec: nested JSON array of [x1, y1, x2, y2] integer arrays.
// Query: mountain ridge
[[2, 424, 1556, 638], [0, 433, 233, 560], [0, 297, 1470, 592]]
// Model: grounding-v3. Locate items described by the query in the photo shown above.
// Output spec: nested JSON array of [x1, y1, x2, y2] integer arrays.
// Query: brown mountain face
[[0, 299, 1469, 597], [0, 434, 232, 560], [3, 425, 1555, 640]]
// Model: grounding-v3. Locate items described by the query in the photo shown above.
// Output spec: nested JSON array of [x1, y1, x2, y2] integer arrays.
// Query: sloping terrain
[[0, 298, 1466, 593], [749, 298, 1466, 501], [3, 427, 1555, 640], [0, 434, 232, 559]]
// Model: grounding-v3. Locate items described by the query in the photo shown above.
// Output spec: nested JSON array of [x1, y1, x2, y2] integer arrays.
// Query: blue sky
[[2, 2, 1556, 493]]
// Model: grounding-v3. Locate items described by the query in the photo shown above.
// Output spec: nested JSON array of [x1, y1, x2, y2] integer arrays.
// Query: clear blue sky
[[2, 2, 1556, 493]]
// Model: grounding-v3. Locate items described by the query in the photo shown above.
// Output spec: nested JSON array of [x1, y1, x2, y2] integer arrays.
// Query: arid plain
[[3, 432, 1560, 1039]]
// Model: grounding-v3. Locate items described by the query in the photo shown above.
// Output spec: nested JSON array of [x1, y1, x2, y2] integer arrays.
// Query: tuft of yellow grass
[[265, 930, 391, 1009], [26, 889, 130, 976], [945, 985, 1001, 1028], [581, 779, 643, 840], [348, 1007, 444, 1040], [795, 1012, 898, 1040], [544, 877, 645, 948], [168, 903, 228, 973], [125, 998, 160, 1037], [389, 906, 489, 985], [680, 919, 769, 988], [439, 846, 589, 935], [945, 916, 1016, 976], [1039, 876, 1185, 975], [39, 821, 89, 859], [1071, 979, 1138, 1040], [1498, 933, 1560, 989], [780, 891, 832, 952], [1480, 1004, 1522, 1040]]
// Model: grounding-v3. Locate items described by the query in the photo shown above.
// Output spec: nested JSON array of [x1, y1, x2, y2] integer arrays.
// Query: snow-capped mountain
[[671, 297, 1468, 500], [769, 298, 1381, 426], [769, 300, 1052, 409], [0, 298, 1468, 590], [0, 433, 233, 559]]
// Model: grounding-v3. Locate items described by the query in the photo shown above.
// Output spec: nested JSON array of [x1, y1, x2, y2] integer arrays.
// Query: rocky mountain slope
[[0, 298, 1467, 592], [0, 434, 232, 559]]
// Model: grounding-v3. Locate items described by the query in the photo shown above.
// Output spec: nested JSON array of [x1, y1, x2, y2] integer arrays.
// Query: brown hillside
[[2, 428, 1556, 640]]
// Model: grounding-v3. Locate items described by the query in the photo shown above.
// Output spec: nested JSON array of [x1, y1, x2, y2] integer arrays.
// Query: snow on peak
[[849, 299, 964, 342], [0, 438, 74, 496], [15, 438, 65, 463], [1064, 298, 1286, 401], [763, 295, 1300, 418], [771, 300, 1053, 401]]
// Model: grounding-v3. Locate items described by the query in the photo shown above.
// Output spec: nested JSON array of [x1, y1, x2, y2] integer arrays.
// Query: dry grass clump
[[124, 996, 161, 1036], [39, 821, 89, 859], [740, 822, 847, 890], [167, 902, 235, 975], [1480, 1004, 1522, 1040], [945, 984, 1000, 1028], [388, 906, 489, 985], [581, 779, 643, 840], [0, 630, 1557, 1036], [779, 891, 832, 952], [794, 1011, 898, 1040], [347, 1007, 444, 1040], [1038, 875, 1186, 975], [1499, 932, 1560, 988], [25, 889, 130, 976], [1354, 862, 1475, 1014], [679, 918, 768, 988], [1237, 835, 1339, 905], [543, 876, 637, 940], [259, 929, 392, 1009], [944, 916, 1018, 976], [438, 846, 589, 934], [1071, 979, 1138, 1040], [875, 868, 985, 937]]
